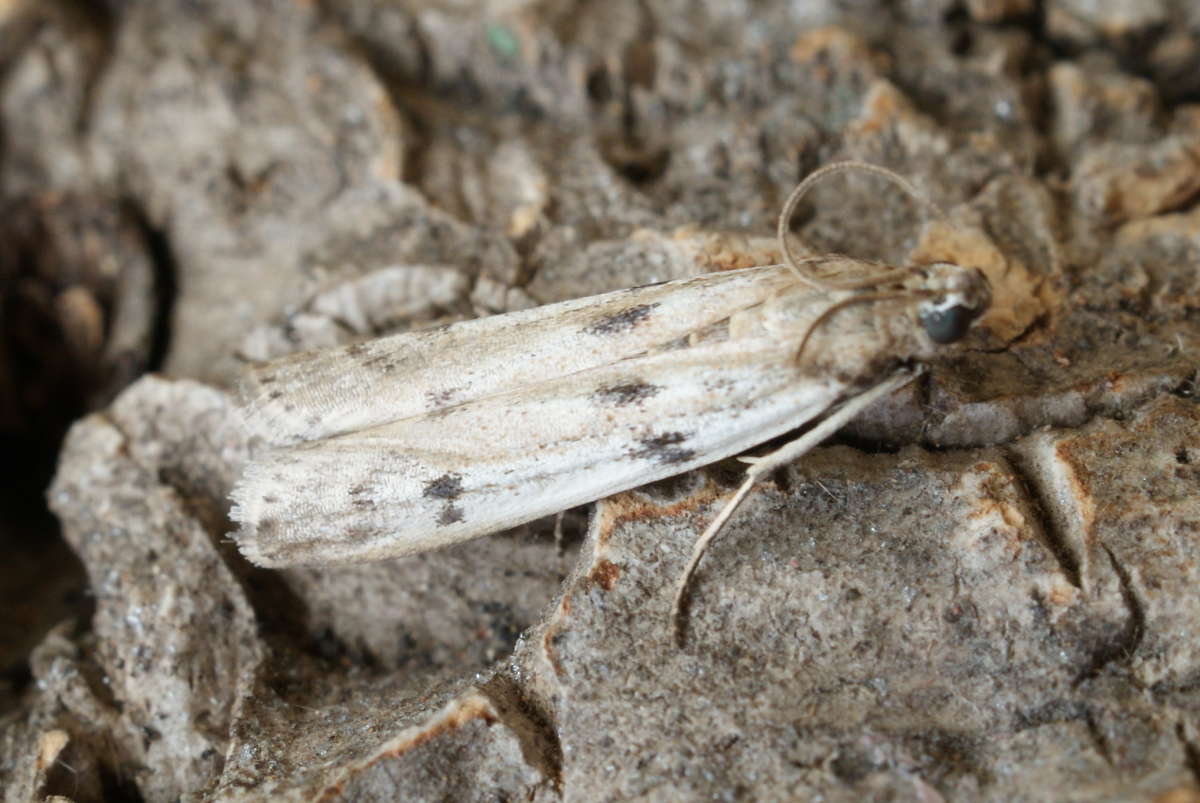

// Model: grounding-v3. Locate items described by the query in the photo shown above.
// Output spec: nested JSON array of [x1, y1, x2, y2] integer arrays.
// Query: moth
[[229, 162, 992, 642]]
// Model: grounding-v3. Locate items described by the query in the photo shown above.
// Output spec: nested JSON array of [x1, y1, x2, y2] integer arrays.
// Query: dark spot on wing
[[348, 482, 376, 510], [630, 432, 695, 465], [583, 302, 659, 335], [255, 517, 279, 538], [342, 526, 375, 544], [366, 358, 400, 372], [345, 342, 369, 357], [593, 380, 661, 406], [353, 346, 399, 372], [423, 472, 464, 500], [262, 494, 279, 504], [426, 387, 462, 409], [267, 390, 284, 400], [438, 504, 465, 526], [257, 373, 277, 384]]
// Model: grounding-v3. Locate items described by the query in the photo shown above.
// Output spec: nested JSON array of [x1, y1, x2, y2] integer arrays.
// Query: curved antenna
[[790, 288, 930, 366], [671, 368, 923, 645], [777, 161, 948, 290]]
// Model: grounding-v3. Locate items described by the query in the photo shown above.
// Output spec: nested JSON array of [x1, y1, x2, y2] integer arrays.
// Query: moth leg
[[671, 367, 923, 645], [553, 510, 566, 554]]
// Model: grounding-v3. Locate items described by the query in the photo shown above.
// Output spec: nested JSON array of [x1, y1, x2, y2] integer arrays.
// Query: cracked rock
[[3, 1, 1200, 800]]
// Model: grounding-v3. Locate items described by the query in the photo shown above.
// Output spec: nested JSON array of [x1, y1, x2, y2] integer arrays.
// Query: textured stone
[[2, 1, 1199, 800]]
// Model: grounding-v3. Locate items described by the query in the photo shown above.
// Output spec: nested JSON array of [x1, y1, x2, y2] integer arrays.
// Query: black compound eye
[[920, 304, 976, 344]]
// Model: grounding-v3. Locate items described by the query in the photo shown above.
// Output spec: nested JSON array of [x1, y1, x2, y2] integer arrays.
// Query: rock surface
[[1, 0, 1199, 800]]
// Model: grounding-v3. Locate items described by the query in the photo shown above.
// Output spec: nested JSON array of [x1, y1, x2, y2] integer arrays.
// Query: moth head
[[913, 263, 992, 344]]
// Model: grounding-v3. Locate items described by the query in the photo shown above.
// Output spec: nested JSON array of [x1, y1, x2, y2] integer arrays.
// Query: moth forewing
[[237, 264, 798, 448], [232, 319, 846, 567]]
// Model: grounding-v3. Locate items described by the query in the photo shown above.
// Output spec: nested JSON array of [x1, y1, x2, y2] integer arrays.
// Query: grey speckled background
[[1, 0, 1199, 800]]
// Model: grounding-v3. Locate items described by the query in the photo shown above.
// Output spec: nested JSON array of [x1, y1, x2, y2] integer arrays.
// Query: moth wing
[[237, 264, 797, 446], [231, 336, 846, 567]]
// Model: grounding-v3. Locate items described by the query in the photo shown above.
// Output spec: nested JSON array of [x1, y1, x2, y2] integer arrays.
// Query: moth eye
[[920, 303, 976, 344]]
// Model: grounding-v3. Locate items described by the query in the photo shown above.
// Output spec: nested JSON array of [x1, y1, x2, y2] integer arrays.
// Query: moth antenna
[[672, 475, 757, 646], [671, 369, 921, 646], [777, 161, 947, 290], [792, 289, 929, 366], [667, 369, 916, 643]]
